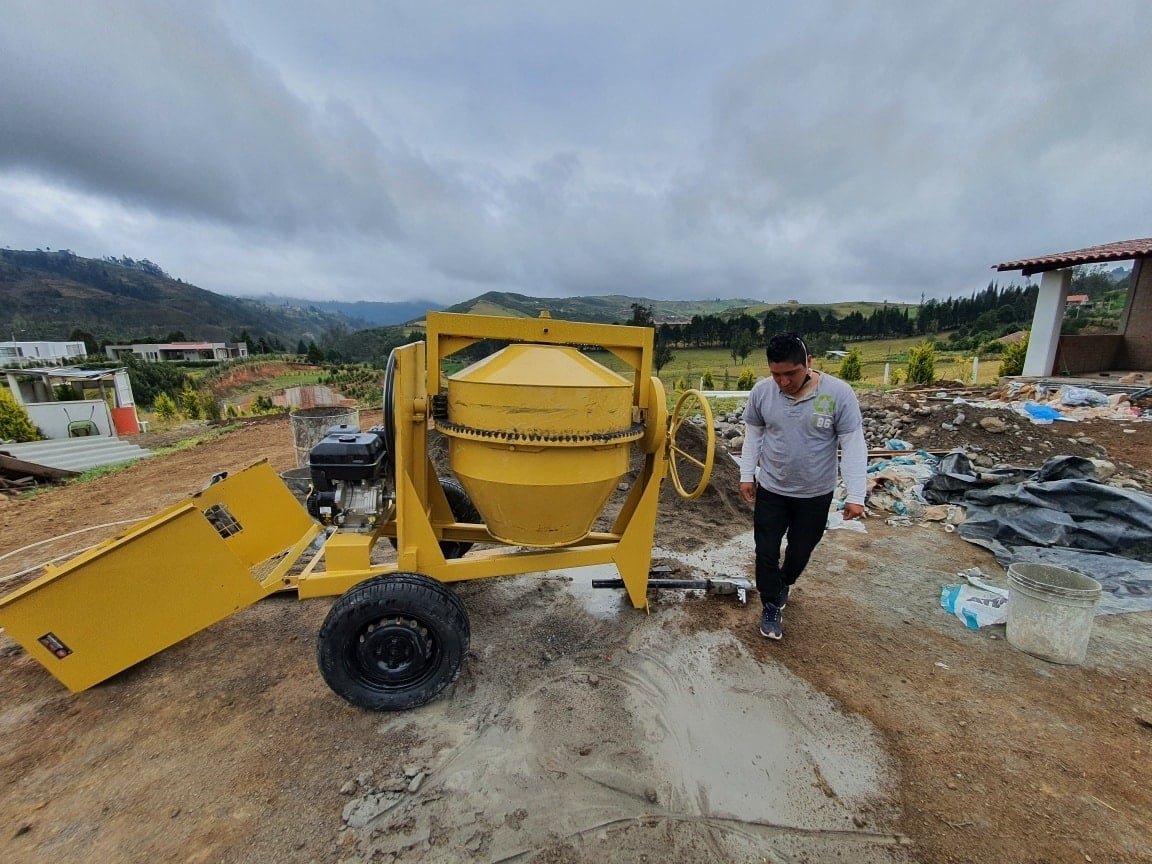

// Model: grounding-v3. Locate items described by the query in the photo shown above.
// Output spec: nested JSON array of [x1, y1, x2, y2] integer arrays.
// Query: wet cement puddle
[[344, 551, 909, 862]]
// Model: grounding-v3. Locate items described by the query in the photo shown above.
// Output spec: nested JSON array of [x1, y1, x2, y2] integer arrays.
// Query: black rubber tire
[[436, 477, 481, 559], [317, 573, 470, 711], [390, 476, 481, 559], [382, 348, 397, 464]]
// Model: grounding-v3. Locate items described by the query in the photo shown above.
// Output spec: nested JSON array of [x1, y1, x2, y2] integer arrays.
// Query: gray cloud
[[1, 1, 1149, 305]]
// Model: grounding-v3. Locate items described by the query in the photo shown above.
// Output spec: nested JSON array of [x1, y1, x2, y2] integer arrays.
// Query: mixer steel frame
[[295, 311, 680, 611]]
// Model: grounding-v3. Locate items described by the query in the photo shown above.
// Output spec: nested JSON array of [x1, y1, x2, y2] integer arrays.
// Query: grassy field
[[592, 334, 1002, 403], [134, 334, 999, 432]]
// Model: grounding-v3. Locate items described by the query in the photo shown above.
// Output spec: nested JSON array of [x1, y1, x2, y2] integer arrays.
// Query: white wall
[[25, 400, 114, 439]]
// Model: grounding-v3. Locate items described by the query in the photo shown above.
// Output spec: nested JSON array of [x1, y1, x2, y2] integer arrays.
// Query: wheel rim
[[350, 614, 440, 691]]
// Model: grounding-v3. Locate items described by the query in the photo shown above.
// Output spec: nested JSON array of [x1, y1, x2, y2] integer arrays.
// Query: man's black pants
[[753, 485, 834, 606]]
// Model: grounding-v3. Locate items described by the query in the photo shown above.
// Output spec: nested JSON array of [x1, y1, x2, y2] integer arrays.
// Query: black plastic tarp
[[923, 454, 1152, 615]]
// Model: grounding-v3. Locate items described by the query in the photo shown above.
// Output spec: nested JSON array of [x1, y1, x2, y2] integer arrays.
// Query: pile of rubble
[[709, 381, 1151, 525]]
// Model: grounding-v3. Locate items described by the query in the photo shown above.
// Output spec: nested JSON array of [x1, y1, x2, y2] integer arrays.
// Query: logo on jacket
[[811, 394, 836, 430]]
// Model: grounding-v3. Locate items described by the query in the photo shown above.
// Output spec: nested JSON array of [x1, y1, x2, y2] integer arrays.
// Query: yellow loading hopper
[[0, 462, 320, 692], [439, 344, 643, 547]]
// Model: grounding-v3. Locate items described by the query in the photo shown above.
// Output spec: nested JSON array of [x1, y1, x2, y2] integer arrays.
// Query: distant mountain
[[242, 294, 444, 328], [433, 291, 914, 326], [0, 249, 352, 348], [440, 291, 769, 324], [0, 249, 922, 363]]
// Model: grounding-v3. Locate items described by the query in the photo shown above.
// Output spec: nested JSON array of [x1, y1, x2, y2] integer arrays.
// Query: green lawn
[[592, 334, 1002, 407]]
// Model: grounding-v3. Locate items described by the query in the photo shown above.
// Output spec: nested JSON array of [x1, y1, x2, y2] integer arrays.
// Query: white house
[[0, 340, 87, 366], [105, 341, 249, 362]]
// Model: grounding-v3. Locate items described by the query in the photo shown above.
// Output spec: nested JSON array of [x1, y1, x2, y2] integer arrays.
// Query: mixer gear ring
[[668, 389, 716, 501]]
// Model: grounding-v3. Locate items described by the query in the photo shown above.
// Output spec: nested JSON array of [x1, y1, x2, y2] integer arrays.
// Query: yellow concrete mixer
[[0, 312, 716, 711]]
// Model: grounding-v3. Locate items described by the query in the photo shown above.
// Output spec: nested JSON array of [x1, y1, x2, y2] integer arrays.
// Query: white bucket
[[1006, 563, 1101, 665]]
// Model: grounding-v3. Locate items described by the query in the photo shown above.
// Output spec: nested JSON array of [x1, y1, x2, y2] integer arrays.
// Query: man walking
[[738, 333, 867, 639]]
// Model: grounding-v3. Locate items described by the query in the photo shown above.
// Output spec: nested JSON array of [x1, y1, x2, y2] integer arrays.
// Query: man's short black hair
[[766, 332, 809, 365]]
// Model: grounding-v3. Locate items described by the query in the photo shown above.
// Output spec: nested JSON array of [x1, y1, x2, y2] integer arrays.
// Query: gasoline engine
[[304, 425, 389, 532]]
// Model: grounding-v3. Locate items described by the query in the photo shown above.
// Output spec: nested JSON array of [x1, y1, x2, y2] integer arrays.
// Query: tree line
[[633, 282, 1040, 361]]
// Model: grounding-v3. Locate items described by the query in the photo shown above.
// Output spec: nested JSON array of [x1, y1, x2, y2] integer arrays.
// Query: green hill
[[438, 291, 809, 324], [0, 249, 354, 348], [0, 249, 924, 363]]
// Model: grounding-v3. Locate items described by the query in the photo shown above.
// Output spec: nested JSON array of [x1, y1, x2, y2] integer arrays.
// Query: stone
[[1089, 459, 1116, 480], [979, 416, 1008, 434], [342, 793, 400, 829]]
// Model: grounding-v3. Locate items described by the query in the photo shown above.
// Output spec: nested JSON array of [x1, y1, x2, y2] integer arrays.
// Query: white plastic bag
[[939, 584, 1008, 629]]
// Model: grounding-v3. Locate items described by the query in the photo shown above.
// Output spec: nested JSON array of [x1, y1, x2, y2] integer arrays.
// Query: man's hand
[[739, 481, 756, 507], [843, 502, 866, 520]]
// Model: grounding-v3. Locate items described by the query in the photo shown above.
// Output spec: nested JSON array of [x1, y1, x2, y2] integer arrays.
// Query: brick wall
[[1122, 258, 1152, 369], [1054, 258, 1152, 373], [1054, 334, 1125, 374]]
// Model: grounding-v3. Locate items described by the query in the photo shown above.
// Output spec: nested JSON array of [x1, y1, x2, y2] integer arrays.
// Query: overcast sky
[[2, 1, 1149, 306]]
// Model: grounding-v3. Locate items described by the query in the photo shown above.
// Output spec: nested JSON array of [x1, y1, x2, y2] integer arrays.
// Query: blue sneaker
[[759, 603, 783, 640], [776, 585, 790, 610]]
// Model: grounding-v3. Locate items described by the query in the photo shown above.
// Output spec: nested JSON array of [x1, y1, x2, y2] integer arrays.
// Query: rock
[[728, 435, 744, 451], [340, 780, 357, 795], [403, 764, 420, 779], [953, 412, 966, 425], [1109, 477, 1143, 490], [342, 793, 400, 829], [979, 416, 1008, 433], [1089, 459, 1116, 480], [407, 772, 425, 793], [941, 422, 956, 432], [912, 425, 931, 438], [1076, 436, 1096, 446]]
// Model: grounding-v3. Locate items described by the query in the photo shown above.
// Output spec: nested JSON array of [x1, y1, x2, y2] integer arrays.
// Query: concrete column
[[5, 373, 25, 404], [1023, 269, 1071, 376]]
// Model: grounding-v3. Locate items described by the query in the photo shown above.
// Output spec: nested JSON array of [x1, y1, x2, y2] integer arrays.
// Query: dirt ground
[[1, 398, 1151, 864]]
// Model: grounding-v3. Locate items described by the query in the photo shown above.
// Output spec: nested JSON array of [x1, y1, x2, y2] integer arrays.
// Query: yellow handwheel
[[668, 389, 715, 500]]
